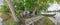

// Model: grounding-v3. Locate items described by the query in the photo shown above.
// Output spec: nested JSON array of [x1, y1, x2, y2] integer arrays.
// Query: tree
[[6, 0, 19, 22], [1, 0, 60, 25]]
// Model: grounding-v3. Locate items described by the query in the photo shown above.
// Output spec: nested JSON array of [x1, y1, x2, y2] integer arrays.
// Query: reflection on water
[[47, 0, 60, 24], [48, 12, 60, 25], [55, 12, 60, 22]]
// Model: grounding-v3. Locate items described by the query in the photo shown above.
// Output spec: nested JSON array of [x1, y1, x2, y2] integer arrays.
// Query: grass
[[2, 13, 54, 25], [34, 17, 54, 25], [3, 18, 14, 25], [3, 17, 54, 25], [1, 13, 14, 25]]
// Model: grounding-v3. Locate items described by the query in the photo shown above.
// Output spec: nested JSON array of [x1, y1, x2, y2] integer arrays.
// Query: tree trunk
[[32, 8, 37, 16], [6, 0, 19, 22], [31, 0, 36, 16]]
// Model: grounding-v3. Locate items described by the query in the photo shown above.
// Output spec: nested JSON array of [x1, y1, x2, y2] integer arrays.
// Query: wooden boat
[[41, 12, 56, 16]]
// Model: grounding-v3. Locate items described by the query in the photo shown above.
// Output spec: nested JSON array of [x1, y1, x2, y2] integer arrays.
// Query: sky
[[0, 0, 3, 5]]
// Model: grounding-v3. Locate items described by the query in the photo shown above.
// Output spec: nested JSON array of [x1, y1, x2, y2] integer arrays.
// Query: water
[[47, 0, 60, 24], [0, 17, 3, 25], [55, 12, 60, 22], [47, 12, 60, 25]]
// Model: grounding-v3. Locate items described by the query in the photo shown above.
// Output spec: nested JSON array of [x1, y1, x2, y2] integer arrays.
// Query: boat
[[41, 12, 56, 16]]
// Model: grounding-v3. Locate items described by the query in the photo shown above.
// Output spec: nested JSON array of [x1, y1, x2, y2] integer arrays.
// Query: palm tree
[[6, 0, 19, 22]]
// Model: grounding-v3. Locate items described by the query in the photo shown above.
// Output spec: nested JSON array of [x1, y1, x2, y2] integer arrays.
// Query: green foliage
[[1, 0, 50, 15], [1, 0, 60, 25], [49, 0, 54, 3], [11, 0, 49, 15], [56, 0, 60, 3], [1, 1, 10, 13], [1, 0, 60, 16]]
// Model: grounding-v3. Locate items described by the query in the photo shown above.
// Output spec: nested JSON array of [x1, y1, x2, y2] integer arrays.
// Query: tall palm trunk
[[6, 0, 19, 22]]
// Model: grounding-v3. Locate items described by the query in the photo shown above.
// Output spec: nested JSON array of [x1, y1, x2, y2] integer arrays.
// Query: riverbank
[[3, 17, 54, 25]]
